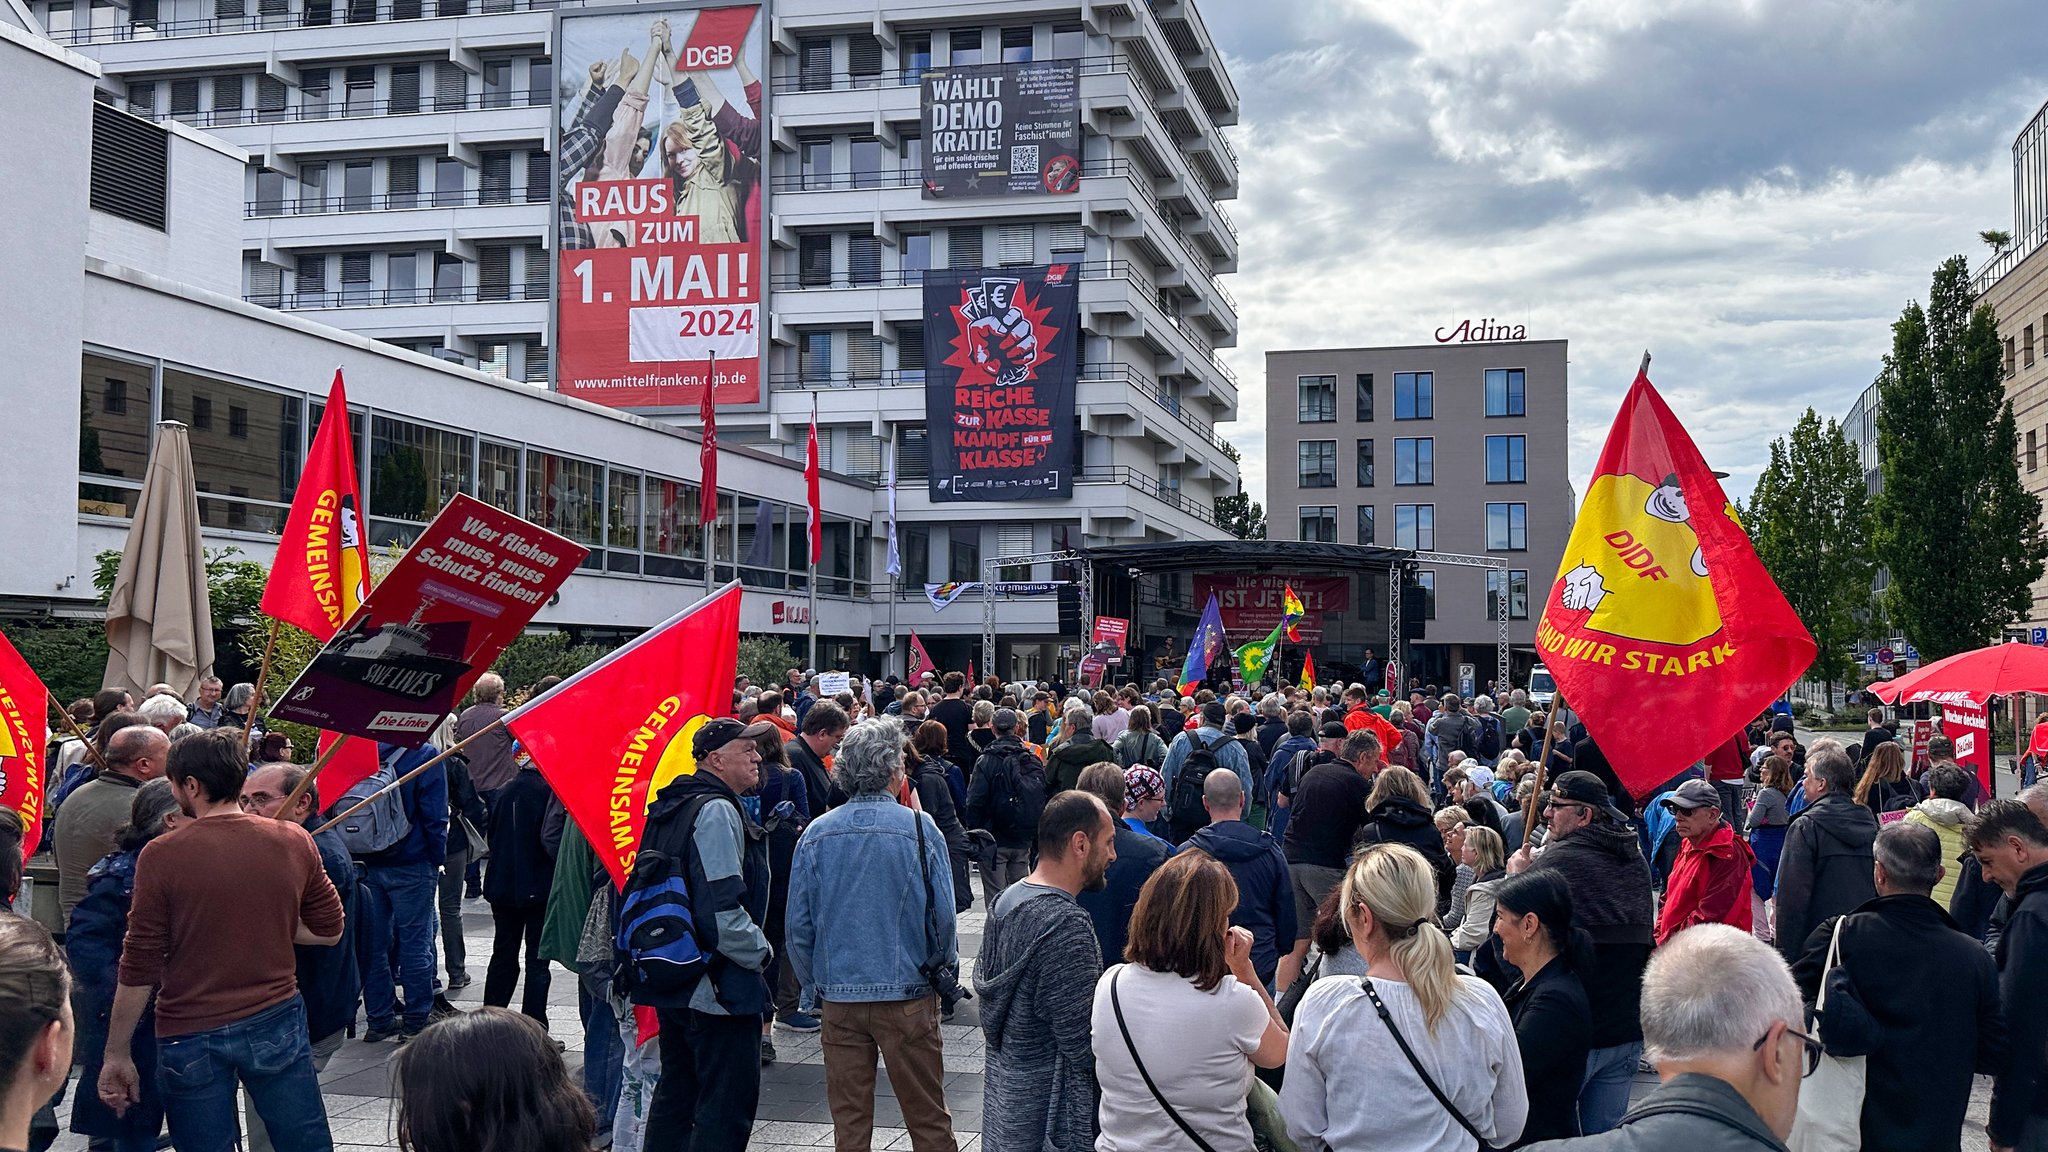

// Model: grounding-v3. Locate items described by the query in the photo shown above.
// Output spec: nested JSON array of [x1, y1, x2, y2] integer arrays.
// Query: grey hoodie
[[974, 886, 1101, 1152]]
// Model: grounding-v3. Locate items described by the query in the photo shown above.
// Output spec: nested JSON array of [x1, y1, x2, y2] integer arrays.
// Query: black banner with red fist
[[922, 265, 1078, 502]]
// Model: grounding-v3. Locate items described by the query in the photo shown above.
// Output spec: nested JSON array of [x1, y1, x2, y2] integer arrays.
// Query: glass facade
[[74, 348, 872, 597]]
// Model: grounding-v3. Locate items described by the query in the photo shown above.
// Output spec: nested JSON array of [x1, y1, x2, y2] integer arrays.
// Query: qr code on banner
[[1010, 145, 1038, 174]]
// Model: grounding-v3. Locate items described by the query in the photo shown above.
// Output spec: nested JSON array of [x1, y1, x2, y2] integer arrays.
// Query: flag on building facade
[[1535, 367, 1816, 798], [0, 629, 49, 865], [908, 631, 937, 682], [698, 360, 719, 528], [1282, 584, 1307, 643], [1178, 594, 1228, 694], [504, 583, 742, 888], [805, 411, 822, 567], [885, 443, 902, 579], [1300, 651, 1316, 693], [261, 370, 369, 638], [1235, 623, 1284, 686]]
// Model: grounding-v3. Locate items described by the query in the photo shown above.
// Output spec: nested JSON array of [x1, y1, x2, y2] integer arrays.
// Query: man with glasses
[[240, 763, 361, 1152], [1524, 924, 1817, 1150], [1510, 770, 1655, 1136]]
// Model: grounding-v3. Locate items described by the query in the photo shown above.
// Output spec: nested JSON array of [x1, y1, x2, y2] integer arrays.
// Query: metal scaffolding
[[1387, 550, 1512, 697], [979, 550, 1093, 675]]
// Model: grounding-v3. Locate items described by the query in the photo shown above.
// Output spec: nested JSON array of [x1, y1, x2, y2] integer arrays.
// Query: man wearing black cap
[[1655, 778, 1757, 946], [640, 716, 778, 1152], [1509, 769, 1655, 1136]]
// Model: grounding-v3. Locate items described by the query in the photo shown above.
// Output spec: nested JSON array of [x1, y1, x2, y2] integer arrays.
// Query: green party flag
[[1235, 623, 1285, 685]]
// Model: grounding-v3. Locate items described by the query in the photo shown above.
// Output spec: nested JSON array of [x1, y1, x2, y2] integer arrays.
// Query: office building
[[1264, 337, 1571, 686], [1977, 97, 2048, 641]]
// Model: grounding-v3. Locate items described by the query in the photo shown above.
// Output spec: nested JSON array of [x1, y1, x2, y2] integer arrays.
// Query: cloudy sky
[[1205, 0, 2044, 506]]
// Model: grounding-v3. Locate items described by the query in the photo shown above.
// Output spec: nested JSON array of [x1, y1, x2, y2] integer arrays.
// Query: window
[[340, 252, 372, 304], [850, 136, 882, 189], [162, 367, 303, 533], [901, 231, 930, 285], [1296, 375, 1336, 423], [899, 132, 924, 175], [387, 156, 418, 208], [295, 254, 327, 304], [798, 235, 832, 286], [480, 150, 511, 204], [434, 157, 464, 206], [1395, 504, 1434, 549], [524, 451, 603, 554], [1355, 373, 1373, 421], [212, 76, 243, 123], [900, 32, 932, 83], [2029, 325, 2038, 369], [1297, 441, 1336, 488], [902, 523, 931, 584], [298, 162, 326, 213], [1355, 439, 1374, 486], [1051, 222, 1086, 252], [1485, 434, 1526, 483], [641, 477, 705, 578], [949, 524, 979, 582], [1298, 506, 1338, 544], [525, 152, 549, 203], [847, 332, 883, 383], [434, 61, 466, 112], [2031, 429, 2040, 473], [256, 75, 286, 121], [528, 60, 554, 107], [366, 413, 473, 541], [798, 37, 831, 91], [849, 34, 883, 86], [1052, 24, 1085, 58], [169, 79, 199, 121], [1486, 502, 1528, 550], [948, 226, 982, 269], [478, 245, 511, 301], [1393, 372, 1432, 419], [1393, 437, 1433, 485], [524, 246, 549, 300], [1001, 26, 1032, 62], [89, 105, 169, 230], [433, 252, 464, 301], [799, 331, 832, 381], [1488, 569, 1531, 621], [898, 322, 926, 377], [300, 68, 330, 118], [481, 59, 510, 108], [388, 66, 419, 115], [1417, 571, 1436, 619], [848, 235, 881, 286], [1357, 505, 1375, 544], [997, 224, 1033, 265], [253, 169, 285, 216], [799, 136, 833, 189], [342, 160, 371, 211], [948, 27, 983, 66], [343, 66, 373, 116], [388, 251, 418, 302], [1485, 368, 1526, 416]]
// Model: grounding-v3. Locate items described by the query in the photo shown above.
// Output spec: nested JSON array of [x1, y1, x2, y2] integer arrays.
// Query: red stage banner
[[1193, 575, 1350, 641]]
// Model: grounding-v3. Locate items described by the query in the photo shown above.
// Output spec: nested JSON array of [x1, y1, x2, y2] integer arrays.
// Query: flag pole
[[1520, 695, 1569, 850], [307, 720, 506, 834], [705, 351, 718, 599], [807, 393, 819, 672], [274, 732, 351, 820], [244, 618, 280, 763], [53, 703, 111, 776]]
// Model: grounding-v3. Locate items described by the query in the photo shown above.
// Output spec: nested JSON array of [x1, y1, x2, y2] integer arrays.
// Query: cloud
[[1207, 0, 2040, 506]]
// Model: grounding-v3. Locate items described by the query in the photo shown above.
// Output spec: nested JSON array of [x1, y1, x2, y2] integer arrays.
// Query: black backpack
[[1475, 716, 1503, 761], [993, 747, 1049, 839], [1168, 731, 1224, 832]]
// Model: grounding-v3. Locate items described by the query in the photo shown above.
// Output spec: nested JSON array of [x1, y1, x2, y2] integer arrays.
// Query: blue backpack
[[615, 795, 716, 1006]]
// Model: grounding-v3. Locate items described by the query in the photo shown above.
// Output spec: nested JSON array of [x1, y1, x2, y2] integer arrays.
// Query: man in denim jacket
[[787, 717, 961, 1152]]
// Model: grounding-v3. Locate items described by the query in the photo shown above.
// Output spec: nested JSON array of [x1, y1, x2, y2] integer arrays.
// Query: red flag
[[909, 631, 937, 682], [261, 370, 369, 637], [504, 584, 741, 887], [1535, 369, 1815, 799], [805, 416, 822, 567], [698, 369, 718, 528], [314, 731, 383, 804], [0, 629, 49, 865]]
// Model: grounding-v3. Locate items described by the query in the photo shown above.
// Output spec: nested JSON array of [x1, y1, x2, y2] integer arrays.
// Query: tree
[[737, 635, 799, 690], [1746, 409, 1874, 698], [1214, 439, 1266, 540], [1873, 256, 2047, 659], [1982, 229, 2014, 255]]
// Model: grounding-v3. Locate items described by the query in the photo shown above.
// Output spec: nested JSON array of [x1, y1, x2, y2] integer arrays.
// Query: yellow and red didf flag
[[1535, 368, 1814, 799], [0, 630, 49, 864], [260, 369, 380, 794]]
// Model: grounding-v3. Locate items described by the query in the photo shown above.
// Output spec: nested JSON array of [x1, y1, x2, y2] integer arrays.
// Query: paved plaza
[[45, 866, 1997, 1152]]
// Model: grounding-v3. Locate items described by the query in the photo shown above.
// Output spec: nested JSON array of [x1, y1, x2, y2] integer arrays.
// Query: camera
[[922, 959, 969, 1014]]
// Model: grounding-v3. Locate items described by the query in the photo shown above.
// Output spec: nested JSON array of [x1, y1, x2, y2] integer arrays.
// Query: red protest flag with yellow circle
[[0, 629, 48, 866], [1536, 369, 1814, 799], [262, 369, 370, 637]]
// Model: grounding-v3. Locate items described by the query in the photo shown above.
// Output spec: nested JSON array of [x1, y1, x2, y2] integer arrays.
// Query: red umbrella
[[1868, 642, 2048, 706]]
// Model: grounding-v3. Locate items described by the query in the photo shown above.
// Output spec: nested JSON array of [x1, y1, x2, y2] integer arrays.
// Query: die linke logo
[[1434, 318, 1528, 343]]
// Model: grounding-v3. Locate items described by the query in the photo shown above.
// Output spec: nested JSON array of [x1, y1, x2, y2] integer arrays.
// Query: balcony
[[48, 0, 553, 46]]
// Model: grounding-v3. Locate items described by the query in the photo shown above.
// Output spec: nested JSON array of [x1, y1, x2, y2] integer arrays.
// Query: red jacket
[[1345, 709, 1404, 762], [1656, 820, 1757, 945]]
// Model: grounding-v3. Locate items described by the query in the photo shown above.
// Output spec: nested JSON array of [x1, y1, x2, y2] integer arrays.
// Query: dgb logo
[[683, 44, 733, 68]]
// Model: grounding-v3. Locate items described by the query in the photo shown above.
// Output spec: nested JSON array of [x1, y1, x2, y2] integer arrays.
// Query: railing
[[1077, 465, 1218, 528], [46, 0, 557, 44], [1976, 227, 2044, 296], [769, 52, 1131, 96], [247, 285, 550, 308], [154, 91, 547, 129], [247, 188, 547, 216]]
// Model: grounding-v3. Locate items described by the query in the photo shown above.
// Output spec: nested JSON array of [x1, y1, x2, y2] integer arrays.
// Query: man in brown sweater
[[97, 729, 345, 1152]]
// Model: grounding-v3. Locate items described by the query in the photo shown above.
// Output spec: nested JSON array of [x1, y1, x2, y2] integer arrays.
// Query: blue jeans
[[156, 996, 331, 1152], [362, 861, 438, 1031], [580, 973, 624, 1132], [1578, 1040, 1644, 1135]]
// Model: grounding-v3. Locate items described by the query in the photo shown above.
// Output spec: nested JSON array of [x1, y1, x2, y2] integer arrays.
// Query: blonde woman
[[1448, 827, 1507, 960], [1280, 844, 1526, 1151]]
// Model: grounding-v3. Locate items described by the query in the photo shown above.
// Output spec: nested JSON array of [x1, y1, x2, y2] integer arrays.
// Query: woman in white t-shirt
[[1280, 843, 1528, 1152], [1091, 851, 1289, 1152]]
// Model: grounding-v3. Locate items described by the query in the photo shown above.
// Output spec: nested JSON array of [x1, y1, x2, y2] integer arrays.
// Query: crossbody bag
[[1361, 980, 1495, 1152]]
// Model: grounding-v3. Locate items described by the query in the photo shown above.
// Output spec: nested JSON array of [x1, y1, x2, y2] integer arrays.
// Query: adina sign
[[1435, 318, 1527, 343]]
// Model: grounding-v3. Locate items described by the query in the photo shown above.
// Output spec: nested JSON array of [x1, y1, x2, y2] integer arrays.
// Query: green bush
[[490, 632, 615, 706], [736, 636, 798, 692], [8, 621, 110, 708]]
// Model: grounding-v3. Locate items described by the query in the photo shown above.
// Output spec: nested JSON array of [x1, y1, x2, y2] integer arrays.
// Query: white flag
[[885, 442, 902, 578]]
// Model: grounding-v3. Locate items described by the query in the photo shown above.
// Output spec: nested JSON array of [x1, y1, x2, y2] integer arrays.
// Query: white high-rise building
[[39, 0, 1241, 676]]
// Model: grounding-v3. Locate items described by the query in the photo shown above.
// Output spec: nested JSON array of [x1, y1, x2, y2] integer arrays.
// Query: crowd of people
[[5, 666, 2044, 1152]]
